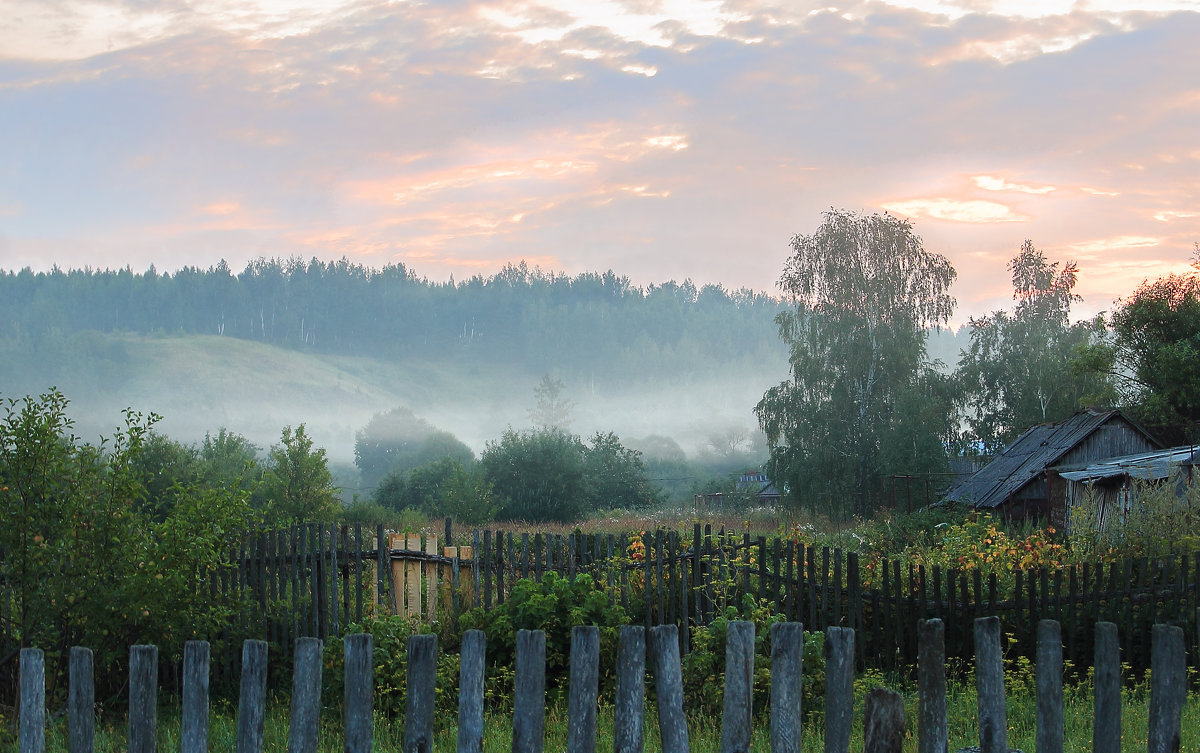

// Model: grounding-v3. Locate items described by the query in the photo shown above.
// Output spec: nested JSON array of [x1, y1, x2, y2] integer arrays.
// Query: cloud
[[972, 175, 1055, 194], [1069, 236, 1162, 254], [881, 198, 1028, 223]]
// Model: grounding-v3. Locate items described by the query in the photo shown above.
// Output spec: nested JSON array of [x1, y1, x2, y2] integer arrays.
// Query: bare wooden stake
[[457, 630, 486, 753], [770, 622, 804, 753], [917, 619, 946, 753], [68, 646, 94, 753], [129, 645, 158, 753], [512, 629, 546, 753], [1093, 622, 1120, 753], [344, 633, 374, 753], [405, 634, 438, 753], [237, 640, 269, 753], [824, 626, 855, 753], [568, 626, 600, 753], [1036, 620, 1063, 753], [614, 626, 646, 753], [649, 624, 690, 753], [863, 687, 905, 753], [1147, 624, 1186, 753], [181, 641, 209, 753], [973, 617, 1007, 753], [288, 637, 323, 753], [19, 648, 44, 753]]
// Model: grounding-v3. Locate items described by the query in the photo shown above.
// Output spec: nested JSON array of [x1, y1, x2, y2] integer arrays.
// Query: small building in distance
[[941, 409, 1162, 527]]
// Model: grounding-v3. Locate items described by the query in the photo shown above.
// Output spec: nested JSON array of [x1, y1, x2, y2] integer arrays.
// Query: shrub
[[458, 572, 630, 707], [681, 596, 826, 721]]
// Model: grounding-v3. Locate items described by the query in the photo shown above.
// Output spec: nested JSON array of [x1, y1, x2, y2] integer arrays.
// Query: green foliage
[[257, 424, 340, 523], [584, 431, 662, 510], [1067, 474, 1200, 558], [480, 427, 588, 522], [355, 406, 475, 492], [375, 458, 497, 525], [681, 596, 826, 720], [956, 241, 1114, 454], [757, 209, 957, 518], [458, 573, 630, 706], [1077, 257, 1200, 443], [0, 389, 258, 700], [322, 616, 461, 719]]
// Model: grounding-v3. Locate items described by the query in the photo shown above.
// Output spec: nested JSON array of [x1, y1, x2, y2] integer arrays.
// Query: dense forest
[[0, 258, 790, 386]]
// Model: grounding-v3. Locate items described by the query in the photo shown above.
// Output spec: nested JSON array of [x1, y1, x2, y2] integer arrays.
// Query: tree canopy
[[954, 241, 1112, 453], [756, 209, 956, 516]]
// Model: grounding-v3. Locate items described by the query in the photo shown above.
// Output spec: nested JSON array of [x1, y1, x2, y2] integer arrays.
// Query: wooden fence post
[[863, 688, 904, 753], [649, 624, 690, 753], [614, 625, 645, 753], [513, 629, 547, 753], [405, 634, 438, 753], [568, 626, 600, 753], [129, 645, 158, 753], [770, 622, 804, 753], [458, 630, 486, 753], [345, 633, 374, 753], [917, 619, 946, 753], [69, 646, 94, 753], [825, 626, 855, 753], [1094, 622, 1120, 753], [19, 648, 44, 753], [1147, 624, 1186, 753], [720, 620, 755, 753], [289, 637, 323, 753], [1036, 620, 1063, 753], [182, 641, 209, 753], [974, 616, 1007, 753], [237, 640, 268, 753]]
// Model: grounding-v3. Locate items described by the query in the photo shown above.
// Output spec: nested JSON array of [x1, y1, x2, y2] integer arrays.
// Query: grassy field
[[31, 678, 1200, 753]]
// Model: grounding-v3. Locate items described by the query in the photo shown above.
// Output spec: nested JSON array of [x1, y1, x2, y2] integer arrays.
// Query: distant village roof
[[943, 409, 1150, 509], [1056, 445, 1199, 482]]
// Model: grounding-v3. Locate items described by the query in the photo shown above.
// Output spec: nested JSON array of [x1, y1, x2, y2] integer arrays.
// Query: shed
[[1051, 445, 1198, 531], [941, 409, 1161, 526]]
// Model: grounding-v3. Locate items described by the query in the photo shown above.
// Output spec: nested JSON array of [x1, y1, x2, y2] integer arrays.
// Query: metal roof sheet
[[1056, 446, 1198, 482]]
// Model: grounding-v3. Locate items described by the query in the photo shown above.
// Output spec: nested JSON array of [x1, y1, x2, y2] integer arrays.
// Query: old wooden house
[[941, 409, 1161, 527]]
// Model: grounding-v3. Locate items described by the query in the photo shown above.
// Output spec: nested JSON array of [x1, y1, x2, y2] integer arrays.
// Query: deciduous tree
[[755, 209, 956, 516], [955, 241, 1112, 453]]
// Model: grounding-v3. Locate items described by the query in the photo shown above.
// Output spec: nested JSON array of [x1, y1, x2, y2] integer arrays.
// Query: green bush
[[682, 596, 825, 720], [322, 615, 461, 719], [458, 572, 631, 707]]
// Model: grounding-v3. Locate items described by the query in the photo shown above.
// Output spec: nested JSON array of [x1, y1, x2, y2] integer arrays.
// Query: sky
[[2, 0, 1199, 322]]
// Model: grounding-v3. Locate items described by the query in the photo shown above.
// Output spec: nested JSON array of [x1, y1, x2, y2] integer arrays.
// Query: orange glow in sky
[[1, 0, 1198, 321]]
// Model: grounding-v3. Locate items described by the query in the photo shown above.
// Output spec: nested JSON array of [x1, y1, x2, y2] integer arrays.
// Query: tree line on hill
[[0, 258, 786, 388]]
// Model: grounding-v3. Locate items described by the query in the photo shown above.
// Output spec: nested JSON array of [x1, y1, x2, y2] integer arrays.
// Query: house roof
[[943, 410, 1136, 509], [1056, 445, 1199, 482]]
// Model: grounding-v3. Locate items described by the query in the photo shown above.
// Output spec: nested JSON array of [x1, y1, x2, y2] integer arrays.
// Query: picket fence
[[15, 614, 1197, 753]]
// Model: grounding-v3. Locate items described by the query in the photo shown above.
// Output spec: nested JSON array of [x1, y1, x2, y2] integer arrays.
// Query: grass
[[31, 679, 1200, 753]]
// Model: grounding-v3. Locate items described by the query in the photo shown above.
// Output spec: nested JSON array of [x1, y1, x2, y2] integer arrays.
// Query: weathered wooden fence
[[16, 615, 1197, 753], [3, 520, 1199, 687]]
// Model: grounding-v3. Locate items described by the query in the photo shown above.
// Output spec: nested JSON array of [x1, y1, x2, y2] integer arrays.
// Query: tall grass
[[34, 679, 1200, 753]]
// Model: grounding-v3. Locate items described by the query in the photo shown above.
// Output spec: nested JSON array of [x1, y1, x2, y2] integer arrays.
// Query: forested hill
[[0, 257, 787, 380]]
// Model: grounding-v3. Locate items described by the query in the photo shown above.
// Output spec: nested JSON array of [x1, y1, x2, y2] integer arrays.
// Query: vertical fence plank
[[19, 648, 44, 753], [824, 627, 855, 753], [974, 617, 1007, 753], [720, 621, 755, 753], [649, 624, 690, 753], [513, 629, 547, 753], [288, 637, 322, 753], [129, 645, 158, 753], [405, 634, 438, 753], [770, 622, 804, 753], [1036, 620, 1063, 753], [1147, 624, 1186, 753], [237, 640, 269, 753], [182, 641, 209, 753], [917, 619, 946, 753], [863, 688, 905, 753], [1093, 622, 1120, 753], [615, 626, 646, 753], [68, 646, 94, 753], [344, 633, 374, 753], [458, 630, 486, 753], [424, 535, 439, 622], [568, 626, 600, 753]]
